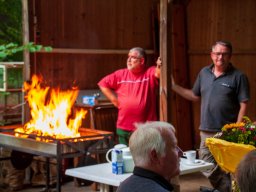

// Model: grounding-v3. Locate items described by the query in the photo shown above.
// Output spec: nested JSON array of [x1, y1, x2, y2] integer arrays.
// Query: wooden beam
[[189, 49, 256, 55], [37, 48, 155, 54], [171, 4, 194, 150], [159, 3, 181, 191], [22, 0, 30, 124], [159, 0, 169, 122], [22, 0, 30, 81]]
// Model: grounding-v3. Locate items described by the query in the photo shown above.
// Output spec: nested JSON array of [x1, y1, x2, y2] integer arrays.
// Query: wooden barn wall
[[185, 0, 256, 148], [28, 0, 159, 89], [171, 4, 194, 150], [26, 0, 256, 150]]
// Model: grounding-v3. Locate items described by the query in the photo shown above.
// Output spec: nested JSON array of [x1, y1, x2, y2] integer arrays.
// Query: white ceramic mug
[[183, 150, 196, 163], [106, 144, 127, 163]]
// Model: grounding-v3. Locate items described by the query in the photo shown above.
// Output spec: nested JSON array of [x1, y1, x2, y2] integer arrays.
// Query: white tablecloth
[[65, 158, 214, 191]]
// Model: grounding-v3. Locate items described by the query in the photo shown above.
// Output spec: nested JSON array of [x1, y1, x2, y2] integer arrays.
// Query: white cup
[[183, 150, 196, 164]]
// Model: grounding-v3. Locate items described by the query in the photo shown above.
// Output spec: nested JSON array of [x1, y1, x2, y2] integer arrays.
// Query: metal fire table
[[0, 125, 114, 192]]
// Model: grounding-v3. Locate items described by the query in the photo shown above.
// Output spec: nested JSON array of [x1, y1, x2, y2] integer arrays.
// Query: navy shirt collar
[[207, 63, 234, 75], [133, 166, 174, 191]]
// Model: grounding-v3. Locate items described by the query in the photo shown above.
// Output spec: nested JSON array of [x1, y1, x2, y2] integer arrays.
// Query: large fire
[[15, 75, 87, 139]]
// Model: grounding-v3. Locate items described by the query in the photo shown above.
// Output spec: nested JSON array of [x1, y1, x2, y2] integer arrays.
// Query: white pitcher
[[106, 144, 135, 173], [106, 144, 127, 163]]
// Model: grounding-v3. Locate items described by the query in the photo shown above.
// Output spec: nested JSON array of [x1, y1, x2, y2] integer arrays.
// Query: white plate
[[183, 159, 205, 166]]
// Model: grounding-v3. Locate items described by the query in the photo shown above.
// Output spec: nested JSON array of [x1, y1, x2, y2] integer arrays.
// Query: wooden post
[[159, 0, 171, 122], [22, 0, 30, 123], [159, 1, 180, 191], [159, 0, 167, 122]]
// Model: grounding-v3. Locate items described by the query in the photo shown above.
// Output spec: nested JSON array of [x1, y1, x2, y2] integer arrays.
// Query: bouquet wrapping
[[206, 137, 255, 173], [206, 116, 256, 173]]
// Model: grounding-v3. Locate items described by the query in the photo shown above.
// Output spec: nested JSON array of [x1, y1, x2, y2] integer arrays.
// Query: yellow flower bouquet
[[206, 116, 256, 173]]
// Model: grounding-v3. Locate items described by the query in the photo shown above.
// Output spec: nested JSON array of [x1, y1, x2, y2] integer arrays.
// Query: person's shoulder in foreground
[[117, 172, 171, 192], [117, 121, 182, 192], [236, 149, 256, 192]]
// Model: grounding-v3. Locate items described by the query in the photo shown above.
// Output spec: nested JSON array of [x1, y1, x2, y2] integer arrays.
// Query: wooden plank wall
[[29, 0, 256, 151], [185, 0, 256, 148], [28, 0, 160, 89], [26, 0, 256, 150], [171, 3, 194, 150], [26, 0, 213, 150]]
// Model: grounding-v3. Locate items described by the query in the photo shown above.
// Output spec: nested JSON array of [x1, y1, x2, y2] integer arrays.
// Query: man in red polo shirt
[[98, 47, 161, 144]]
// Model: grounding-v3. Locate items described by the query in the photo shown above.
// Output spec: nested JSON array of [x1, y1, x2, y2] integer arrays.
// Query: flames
[[15, 75, 87, 139]]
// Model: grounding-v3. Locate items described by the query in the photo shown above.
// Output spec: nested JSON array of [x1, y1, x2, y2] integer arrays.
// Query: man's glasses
[[212, 52, 230, 57]]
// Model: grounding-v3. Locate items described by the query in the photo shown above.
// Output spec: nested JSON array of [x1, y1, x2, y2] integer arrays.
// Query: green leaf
[[44, 47, 53, 52], [0, 91, 10, 96], [27, 42, 34, 46], [29, 47, 36, 52], [6, 42, 17, 48], [15, 47, 23, 52], [35, 45, 42, 51], [0, 52, 7, 58], [11, 49, 17, 53]]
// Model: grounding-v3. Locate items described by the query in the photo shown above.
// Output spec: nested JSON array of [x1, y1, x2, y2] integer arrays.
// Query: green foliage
[[0, 0, 53, 62], [0, 0, 22, 60], [0, 42, 52, 62], [0, 0, 53, 125]]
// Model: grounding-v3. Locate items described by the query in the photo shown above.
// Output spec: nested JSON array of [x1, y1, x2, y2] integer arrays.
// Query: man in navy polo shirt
[[171, 40, 250, 192]]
